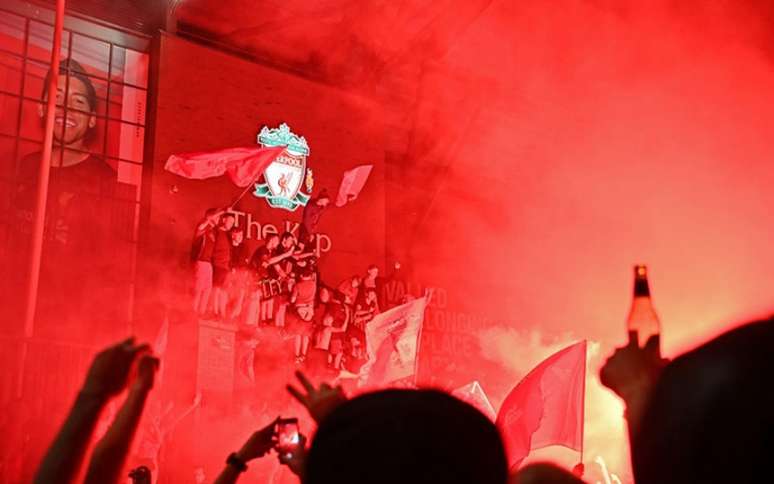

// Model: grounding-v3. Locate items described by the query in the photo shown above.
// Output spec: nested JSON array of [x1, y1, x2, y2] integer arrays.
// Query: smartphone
[[275, 418, 300, 454]]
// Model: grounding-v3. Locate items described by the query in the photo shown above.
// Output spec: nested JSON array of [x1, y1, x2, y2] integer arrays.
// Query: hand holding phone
[[275, 418, 300, 455], [235, 419, 279, 462], [276, 419, 306, 478]]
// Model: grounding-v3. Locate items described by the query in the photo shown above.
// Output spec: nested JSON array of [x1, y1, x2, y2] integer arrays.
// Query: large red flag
[[165, 145, 285, 187], [496, 340, 587, 470]]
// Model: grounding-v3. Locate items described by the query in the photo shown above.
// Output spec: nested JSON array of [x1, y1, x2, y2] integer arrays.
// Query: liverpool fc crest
[[253, 123, 313, 211]]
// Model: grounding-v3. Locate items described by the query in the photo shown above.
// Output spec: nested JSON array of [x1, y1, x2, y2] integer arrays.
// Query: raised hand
[[278, 433, 307, 477], [600, 332, 666, 403], [82, 337, 150, 399], [600, 332, 668, 436], [236, 418, 279, 462], [286, 371, 346, 424], [131, 354, 160, 394]]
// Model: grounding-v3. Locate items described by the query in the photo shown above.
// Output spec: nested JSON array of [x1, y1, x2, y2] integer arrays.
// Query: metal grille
[[0, 5, 150, 331]]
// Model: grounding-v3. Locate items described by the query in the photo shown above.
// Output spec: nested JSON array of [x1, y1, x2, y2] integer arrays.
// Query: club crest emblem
[[253, 123, 313, 211]]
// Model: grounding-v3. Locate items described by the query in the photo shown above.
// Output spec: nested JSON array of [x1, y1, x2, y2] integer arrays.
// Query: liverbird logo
[[278, 172, 293, 196], [253, 123, 313, 211]]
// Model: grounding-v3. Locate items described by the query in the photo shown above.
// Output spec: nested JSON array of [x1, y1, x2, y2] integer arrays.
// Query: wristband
[[226, 452, 248, 472]]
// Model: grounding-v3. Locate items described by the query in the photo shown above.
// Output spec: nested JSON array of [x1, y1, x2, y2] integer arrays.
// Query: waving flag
[[496, 340, 587, 470], [153, 315, 170, 385], [335, 164, 373, 207], [453, 381, 497, 421], [358, 296, 427, 388], [165, 145, 285, 187]]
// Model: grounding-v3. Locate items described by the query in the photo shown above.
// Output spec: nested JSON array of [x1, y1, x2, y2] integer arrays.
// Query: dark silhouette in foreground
[[34, 338, 158, 484], [601, 317, 774, 484]]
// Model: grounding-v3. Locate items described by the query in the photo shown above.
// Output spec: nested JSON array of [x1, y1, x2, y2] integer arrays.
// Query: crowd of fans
[[20, 162, 774, 484], [190, 191, 399, 373], [31, 314, 774, 483]]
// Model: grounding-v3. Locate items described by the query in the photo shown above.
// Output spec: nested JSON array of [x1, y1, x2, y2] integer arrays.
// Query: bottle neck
[[633, 277, 651, 297]]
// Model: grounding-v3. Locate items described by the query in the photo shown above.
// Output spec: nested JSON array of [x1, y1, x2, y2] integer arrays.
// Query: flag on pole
[[153, 314, 170, 384], [165, 145, 285, 187], [154, 315, 169, 356], [358, 296, 427, 388], [496, 340, 587, 470], [453, 380, 497, 421], [335, 164, 373, 207]]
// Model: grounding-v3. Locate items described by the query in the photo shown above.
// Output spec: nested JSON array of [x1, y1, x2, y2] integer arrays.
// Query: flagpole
[[228, 176, 261, 209], [580, 339, 587, 465], [225, 146, 287, 209], [411, 293, 430, 388], [23, 0, 66, 338]]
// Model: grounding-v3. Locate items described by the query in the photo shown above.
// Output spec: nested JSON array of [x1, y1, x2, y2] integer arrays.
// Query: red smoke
[[3, 1, 774, 482]]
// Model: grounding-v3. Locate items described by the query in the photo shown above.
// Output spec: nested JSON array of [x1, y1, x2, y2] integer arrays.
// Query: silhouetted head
[[128, 465, 151, 484], [634, 316, 774, 484], [513, 463, 584, 484], [304, 389, 508, 484]]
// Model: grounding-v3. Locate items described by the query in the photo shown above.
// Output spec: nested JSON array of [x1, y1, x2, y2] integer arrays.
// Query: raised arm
[[196, 209, 224, 236], [83, 354, 159, 484], [332, 319, 348, 334], [286, 371, 346, 425], [292, 251, 316, 260], [265, 246, 296, 267], [34, 338, 149, 484], [214, 419, 278, 484], [600, 332, 666, 439]]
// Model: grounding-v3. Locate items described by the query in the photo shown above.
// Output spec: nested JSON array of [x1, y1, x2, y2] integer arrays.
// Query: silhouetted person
[[636, 317, 774, 484], [34, 337, 158, 484], [304, 388, 508, 484], [601, 316, 774, 484], [192, 207, 222, 315], [299, 189, 330, 242], [512, 463, 585, 484], [128, 465, 152, 484]]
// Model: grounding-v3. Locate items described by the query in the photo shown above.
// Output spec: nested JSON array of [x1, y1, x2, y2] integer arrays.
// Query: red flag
[[496, 340, 587, 470], [358, 296, 427, 389], [335, 164, 373, 207], [165, 145, 285, 187]]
